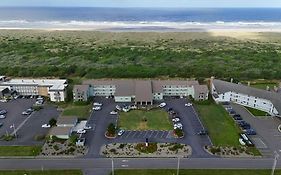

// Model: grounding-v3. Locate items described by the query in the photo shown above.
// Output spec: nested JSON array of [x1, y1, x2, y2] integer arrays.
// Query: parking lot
[[0, 98, 59, 145], [85, 97, 213, 158], [230, 103, 281, 157]]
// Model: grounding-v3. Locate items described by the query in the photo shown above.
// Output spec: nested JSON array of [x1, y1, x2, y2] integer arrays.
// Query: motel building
[[210, 77, 281, 117], [0, 76, 68, 102], [73, 79, 209, 104]]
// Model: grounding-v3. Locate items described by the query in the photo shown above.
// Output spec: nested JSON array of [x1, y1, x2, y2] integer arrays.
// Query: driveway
[[85, 97, 213, 158], [231, 103, 281, 157]]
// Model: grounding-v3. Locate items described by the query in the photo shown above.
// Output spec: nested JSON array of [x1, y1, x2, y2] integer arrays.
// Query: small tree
[[107, 123, 116, 137], [49, 118, 57, 127], [174, 128, 184, 138]]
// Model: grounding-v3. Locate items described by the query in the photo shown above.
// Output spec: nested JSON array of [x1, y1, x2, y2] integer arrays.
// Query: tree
[[49, 118, 57, 127], [107, 123, 116, 137]]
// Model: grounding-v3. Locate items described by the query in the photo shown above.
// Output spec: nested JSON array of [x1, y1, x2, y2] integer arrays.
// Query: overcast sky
[[0, 0, 281, 8]]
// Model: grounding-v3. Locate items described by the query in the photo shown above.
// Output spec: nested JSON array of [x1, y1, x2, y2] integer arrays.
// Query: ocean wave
[[1, 20, 281, 30]]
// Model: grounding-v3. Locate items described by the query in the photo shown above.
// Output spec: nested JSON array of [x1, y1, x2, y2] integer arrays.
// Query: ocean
[[0, 7, 281, 30]]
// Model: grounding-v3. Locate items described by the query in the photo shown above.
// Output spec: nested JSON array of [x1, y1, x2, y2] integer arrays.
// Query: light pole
[[111, 156, 114, 175], [271, 151, 279, 175], [177, 156, 180, 175]]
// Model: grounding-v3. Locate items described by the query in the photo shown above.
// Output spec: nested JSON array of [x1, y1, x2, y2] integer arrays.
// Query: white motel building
[[73, 79, 209, 104], [0, 76, 68, 102], [211, 77, 280, 117]]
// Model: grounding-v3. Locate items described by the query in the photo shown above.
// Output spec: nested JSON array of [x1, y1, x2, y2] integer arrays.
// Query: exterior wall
[[11, 85, 38, 96], [162, 85, 189, 96], [153, 92, 163, 100], [49, 90, 66, 102], [38, 86, 49, 97], [92, 85, 116, 96], [114, 96, 132, 102]]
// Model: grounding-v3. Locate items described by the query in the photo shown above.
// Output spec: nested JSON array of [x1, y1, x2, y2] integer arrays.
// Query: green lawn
[[62, 104, 91, 119], [0, 146, 41, 156], [112, 169, 281, 175], [195, 103, 240, 146], [245, 106, 268, 116], [0, 170, 82, 175], [118, 109, 172, 130]]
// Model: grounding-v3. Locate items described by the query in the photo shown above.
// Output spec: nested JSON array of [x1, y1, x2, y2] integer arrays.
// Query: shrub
[[49, 118, 57, 127], [168, 144, 184, 151], [135, 143, 157, 153], [33, 134, 46, 141], [174, 128, 184, 138], [106, 123, 116, 137]]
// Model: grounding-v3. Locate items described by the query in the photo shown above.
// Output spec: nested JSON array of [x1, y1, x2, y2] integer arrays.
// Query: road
[[0, 157, 277, 170]]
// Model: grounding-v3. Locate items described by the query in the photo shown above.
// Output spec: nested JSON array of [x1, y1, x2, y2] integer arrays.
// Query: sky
[[0, 0, 281, 8]]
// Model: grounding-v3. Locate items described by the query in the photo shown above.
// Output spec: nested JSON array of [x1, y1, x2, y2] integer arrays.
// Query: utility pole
[[271, 151, 279, 175], [177, 156, 180, 175], [111, 156, 114, 175]]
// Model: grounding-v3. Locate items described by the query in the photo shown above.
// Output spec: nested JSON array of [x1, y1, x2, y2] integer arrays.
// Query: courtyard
[[118, 109, 173, 131]]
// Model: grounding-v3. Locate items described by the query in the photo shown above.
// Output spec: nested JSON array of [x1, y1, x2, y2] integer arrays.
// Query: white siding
[[114, 96, 132, 102]]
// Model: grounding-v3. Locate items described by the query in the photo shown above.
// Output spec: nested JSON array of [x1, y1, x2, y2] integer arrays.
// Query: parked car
[[22, 110, 32, 115], [233, 116, 243, 121], [122, 106, 130, 112], [158, 102, 166, 108], [0, 115, 6, 119], [93, 102, 102, 106], [0, 110, 7, 115], [116, 105, 122, 111], [174, 123, 183, 130], [93, 106, 101, 111], [0, 99, 7, 103], [77, 129, 86, 134], [84, 125, 92, 130], [41, 124, 51, 128], [118, 129, 125, 136], [197, 130, 208, 135], [172, 118, 180, 122], [184, 103, 192, 107], [110, 110, 118, 115], [244, 128, 257, 135], [0, 123, 3, 128], [130, 105, 137, 110]]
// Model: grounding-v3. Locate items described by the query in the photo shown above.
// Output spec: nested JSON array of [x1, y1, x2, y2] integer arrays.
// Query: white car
[[93, 106, 101, 111], [0, 99, 7, 103], [41, 124, 51, 128], [130, 105, 137, 109], [84, 125, 92, 130], [158, 102, 166, 108], [116, 105, 122, 111], [122, 107, 130, 112], [174, 123, 183, 130], [110, 111, 118, 115], [0, 115, 6, 119], [185, 103, 192, 107], [93, 102, 102, 106], [172, 118, 180, 122], [77, 129, 86, 134], [118, 129, 125, 136]]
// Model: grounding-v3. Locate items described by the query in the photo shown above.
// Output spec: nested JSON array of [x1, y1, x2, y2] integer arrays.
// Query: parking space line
[[125, 131, 133, 138], [161, 131, 166, 138], [138, 132, 145, 138], [143, 131, 148, 138], [131, 131, 138, 138], [148, 131, 154, 138]]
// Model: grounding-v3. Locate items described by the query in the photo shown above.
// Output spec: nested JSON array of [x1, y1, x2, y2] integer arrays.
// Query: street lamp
[[111, 157, 114, 175], [271, 151, 279, 175]]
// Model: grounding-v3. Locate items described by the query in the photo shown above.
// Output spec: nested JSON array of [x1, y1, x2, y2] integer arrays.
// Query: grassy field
[[0, 146, 41, 156], [195, 103, 240, 146], [245, 106, 268, 116], [1, 30, 281, 80], [62, 104, 92, 119], [250, 83, 277, 90], [111, 169, 281, 175], [0, 170, 82, 175], [118, 109, 172, 130]]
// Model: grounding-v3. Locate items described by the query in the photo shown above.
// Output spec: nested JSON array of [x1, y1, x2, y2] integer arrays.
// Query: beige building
[[74, 79, 209, 104]]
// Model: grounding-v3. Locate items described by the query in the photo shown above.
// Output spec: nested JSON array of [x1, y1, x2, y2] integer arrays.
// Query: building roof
[[194, 85, 209, 96], [56, 116, 77, 126], [115, 80, 135, 96], [212, 79, 281, 114], [135, 80, 153, 102], [73, 85, 89, 92], [49, 126, 72, 136], [0, 78, 67, 92]]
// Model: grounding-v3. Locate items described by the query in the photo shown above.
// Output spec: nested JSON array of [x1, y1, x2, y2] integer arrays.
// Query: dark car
[[221, 102, 230, 105], [228, 110, 236, 115], [244, 129, 256, 135], [0, 123, 3, 128], [0, 110, 7, 115], [197, 130, 208, 135], [233, 114, 241, 118], [233, 116, 243, 121], [241, 124, 251, 130]]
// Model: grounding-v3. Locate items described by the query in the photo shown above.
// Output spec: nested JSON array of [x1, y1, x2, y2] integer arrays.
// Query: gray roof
[[115, 80, 135, 96], [73, 85, 89, 92], [57, 116, 77, 125], [213, 79, 281, 114], [194, 85, 209, 96], [135, 80, 153, 102]]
